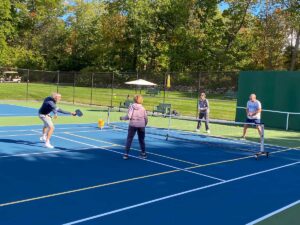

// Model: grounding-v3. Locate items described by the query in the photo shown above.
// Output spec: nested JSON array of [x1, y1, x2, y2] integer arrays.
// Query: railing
[[237, 106, 300, 131]]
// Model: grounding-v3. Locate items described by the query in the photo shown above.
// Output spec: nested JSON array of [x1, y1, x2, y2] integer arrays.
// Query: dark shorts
[[246, 118, 261, 124]]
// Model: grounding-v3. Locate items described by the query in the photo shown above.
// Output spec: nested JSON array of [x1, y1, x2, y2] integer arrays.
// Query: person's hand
[[71, 112, 76, 116]]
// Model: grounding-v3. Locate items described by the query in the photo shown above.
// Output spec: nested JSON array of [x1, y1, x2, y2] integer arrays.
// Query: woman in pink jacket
[[120, 95, 148, 160]]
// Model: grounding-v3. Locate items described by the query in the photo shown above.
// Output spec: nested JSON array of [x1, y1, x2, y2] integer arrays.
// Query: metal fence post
[[90, 73, 94, 105], [56, 70, 60, 93], [163, 72, 166, 104], [26, 69, 30, 101], [196, 72, 201, 118], [111, 72, 114, 107], [73, 72, 76, 105]]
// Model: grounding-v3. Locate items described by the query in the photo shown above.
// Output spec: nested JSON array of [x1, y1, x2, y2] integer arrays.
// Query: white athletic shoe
[[206, 130, 210, 134], [45, 142, 54, 149], [40, 136, 47, 142], [195, 129, 200, 132]]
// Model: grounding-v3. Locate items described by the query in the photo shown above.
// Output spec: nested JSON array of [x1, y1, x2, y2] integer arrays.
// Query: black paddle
[[75, 109, 83, 117]]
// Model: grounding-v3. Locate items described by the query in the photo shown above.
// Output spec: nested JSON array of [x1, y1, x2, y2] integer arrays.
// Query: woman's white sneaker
[[40, 136, 47, 142], [45, 142, 54, 149]]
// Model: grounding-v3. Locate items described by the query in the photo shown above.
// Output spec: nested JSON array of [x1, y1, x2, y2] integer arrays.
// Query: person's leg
[[125, 126, 137, 157], [46, 126, 54, 143], [42, 126, 48, 136], [196, 112, 201, 130], [242, 124, 248, 138], [197, 113, 204, 131], [204, 113, 210, 132], [39, 115, 50, 142], [137, 127, 146, 157], [44, 116, 54, 148]]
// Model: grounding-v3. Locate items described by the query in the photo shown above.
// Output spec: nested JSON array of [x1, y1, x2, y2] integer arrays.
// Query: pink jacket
[[121, 103, 148, 127]]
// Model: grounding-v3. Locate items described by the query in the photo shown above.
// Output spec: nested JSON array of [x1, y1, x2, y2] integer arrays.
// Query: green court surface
[[0, 101, 299, 149], [250, 200, 300, 225]]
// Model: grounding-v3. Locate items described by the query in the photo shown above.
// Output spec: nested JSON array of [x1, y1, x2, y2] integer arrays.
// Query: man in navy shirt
[[39, 93, 75, 148], [196, 92, 210, 134]]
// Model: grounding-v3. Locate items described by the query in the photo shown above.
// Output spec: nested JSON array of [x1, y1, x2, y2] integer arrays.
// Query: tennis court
[[0, 104, 38, 117], [0, 113, 299, 225]]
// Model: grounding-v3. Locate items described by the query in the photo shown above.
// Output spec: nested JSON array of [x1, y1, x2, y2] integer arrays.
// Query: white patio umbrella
[[125, 79, 157, 86]]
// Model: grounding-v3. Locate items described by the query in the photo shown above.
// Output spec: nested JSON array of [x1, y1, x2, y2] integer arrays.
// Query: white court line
[[66, 132, 300, 166], [0, 126, 96, 133], [245, 199, 300, 225], [62, 161, 300, 225], [51, 133, 225, 182], [0, 124, 291, 151], [65, 132, 201, 166], [0, 130, 199, 166], [110, 123, 287, 151], [0, 145, 119, 159], [0, 129, 110, 138], [0, 114, 33, 116]]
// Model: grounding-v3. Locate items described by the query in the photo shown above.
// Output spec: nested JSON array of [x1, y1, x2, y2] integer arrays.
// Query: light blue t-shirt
[[247, 100, 262, 119]]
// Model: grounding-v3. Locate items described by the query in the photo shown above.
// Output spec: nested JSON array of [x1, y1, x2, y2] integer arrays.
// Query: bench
[[146, 88, 160, 96], [224, 90, 237, 99], [119, 99, 134, 111], [153, 103, 172, 115]]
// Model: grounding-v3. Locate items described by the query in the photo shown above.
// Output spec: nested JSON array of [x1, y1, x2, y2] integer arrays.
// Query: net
[[105, 107, 265, 154]]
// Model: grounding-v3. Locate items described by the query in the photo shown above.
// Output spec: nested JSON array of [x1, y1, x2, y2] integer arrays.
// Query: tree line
[[0, 0, 299, 73]]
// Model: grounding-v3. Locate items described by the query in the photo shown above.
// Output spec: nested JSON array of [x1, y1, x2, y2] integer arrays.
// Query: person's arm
[[56, 108, 74, 115], [246, 102, 250, 116], [199, 100, 205, 111], [251, 102, 262, 116], [120, 106, 133, 121], [205, 99, 209, 111], [49, 101, 74, 116], [144, 109, 148, 126]]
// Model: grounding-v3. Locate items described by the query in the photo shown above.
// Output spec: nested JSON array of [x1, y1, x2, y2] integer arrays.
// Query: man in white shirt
[[242, 94, 262, 139]]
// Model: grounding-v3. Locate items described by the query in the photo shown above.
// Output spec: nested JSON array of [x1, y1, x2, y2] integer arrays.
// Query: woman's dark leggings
[[197, 112, 209, 130], [125, 126, 146, 154]]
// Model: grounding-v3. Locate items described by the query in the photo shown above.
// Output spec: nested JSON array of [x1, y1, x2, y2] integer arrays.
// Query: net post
[[166, 112, 172, 141], [260, 123, 265, 152], [107, 107, 111, 125], [286, 113, 289, 131]]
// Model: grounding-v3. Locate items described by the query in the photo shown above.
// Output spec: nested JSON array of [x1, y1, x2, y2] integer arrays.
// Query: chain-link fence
[[0, 67, 238, 119]]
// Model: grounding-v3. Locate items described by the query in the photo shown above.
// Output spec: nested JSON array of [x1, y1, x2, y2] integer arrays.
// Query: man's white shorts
[[39, 114, 53, 128]]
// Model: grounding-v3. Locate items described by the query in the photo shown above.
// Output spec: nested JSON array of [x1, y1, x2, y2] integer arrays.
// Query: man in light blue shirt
[[242, 94, 262, 139]]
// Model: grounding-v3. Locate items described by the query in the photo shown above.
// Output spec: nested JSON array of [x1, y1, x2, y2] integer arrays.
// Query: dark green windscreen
[[235, 71, 300, 131]]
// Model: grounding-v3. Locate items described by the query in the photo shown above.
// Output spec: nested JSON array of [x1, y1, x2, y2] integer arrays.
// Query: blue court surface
[[0, 123, 299, 225], [0, 104, 38, 117], [0, 104, 68, 117]]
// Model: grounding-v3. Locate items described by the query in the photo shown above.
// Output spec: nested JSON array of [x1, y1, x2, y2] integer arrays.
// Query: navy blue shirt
[[39, 97, 70, 115], [198, 99, 209, 113]]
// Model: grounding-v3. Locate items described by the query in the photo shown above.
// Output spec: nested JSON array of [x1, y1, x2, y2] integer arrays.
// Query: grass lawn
[[0, 82, 236, 120]]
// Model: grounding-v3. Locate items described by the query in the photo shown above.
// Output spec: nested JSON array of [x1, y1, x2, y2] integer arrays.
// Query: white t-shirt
[[247, 100, 262, 119]]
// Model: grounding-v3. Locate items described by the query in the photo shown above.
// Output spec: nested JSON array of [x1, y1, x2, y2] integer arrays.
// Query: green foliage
[[0, 0, 299, 71]]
